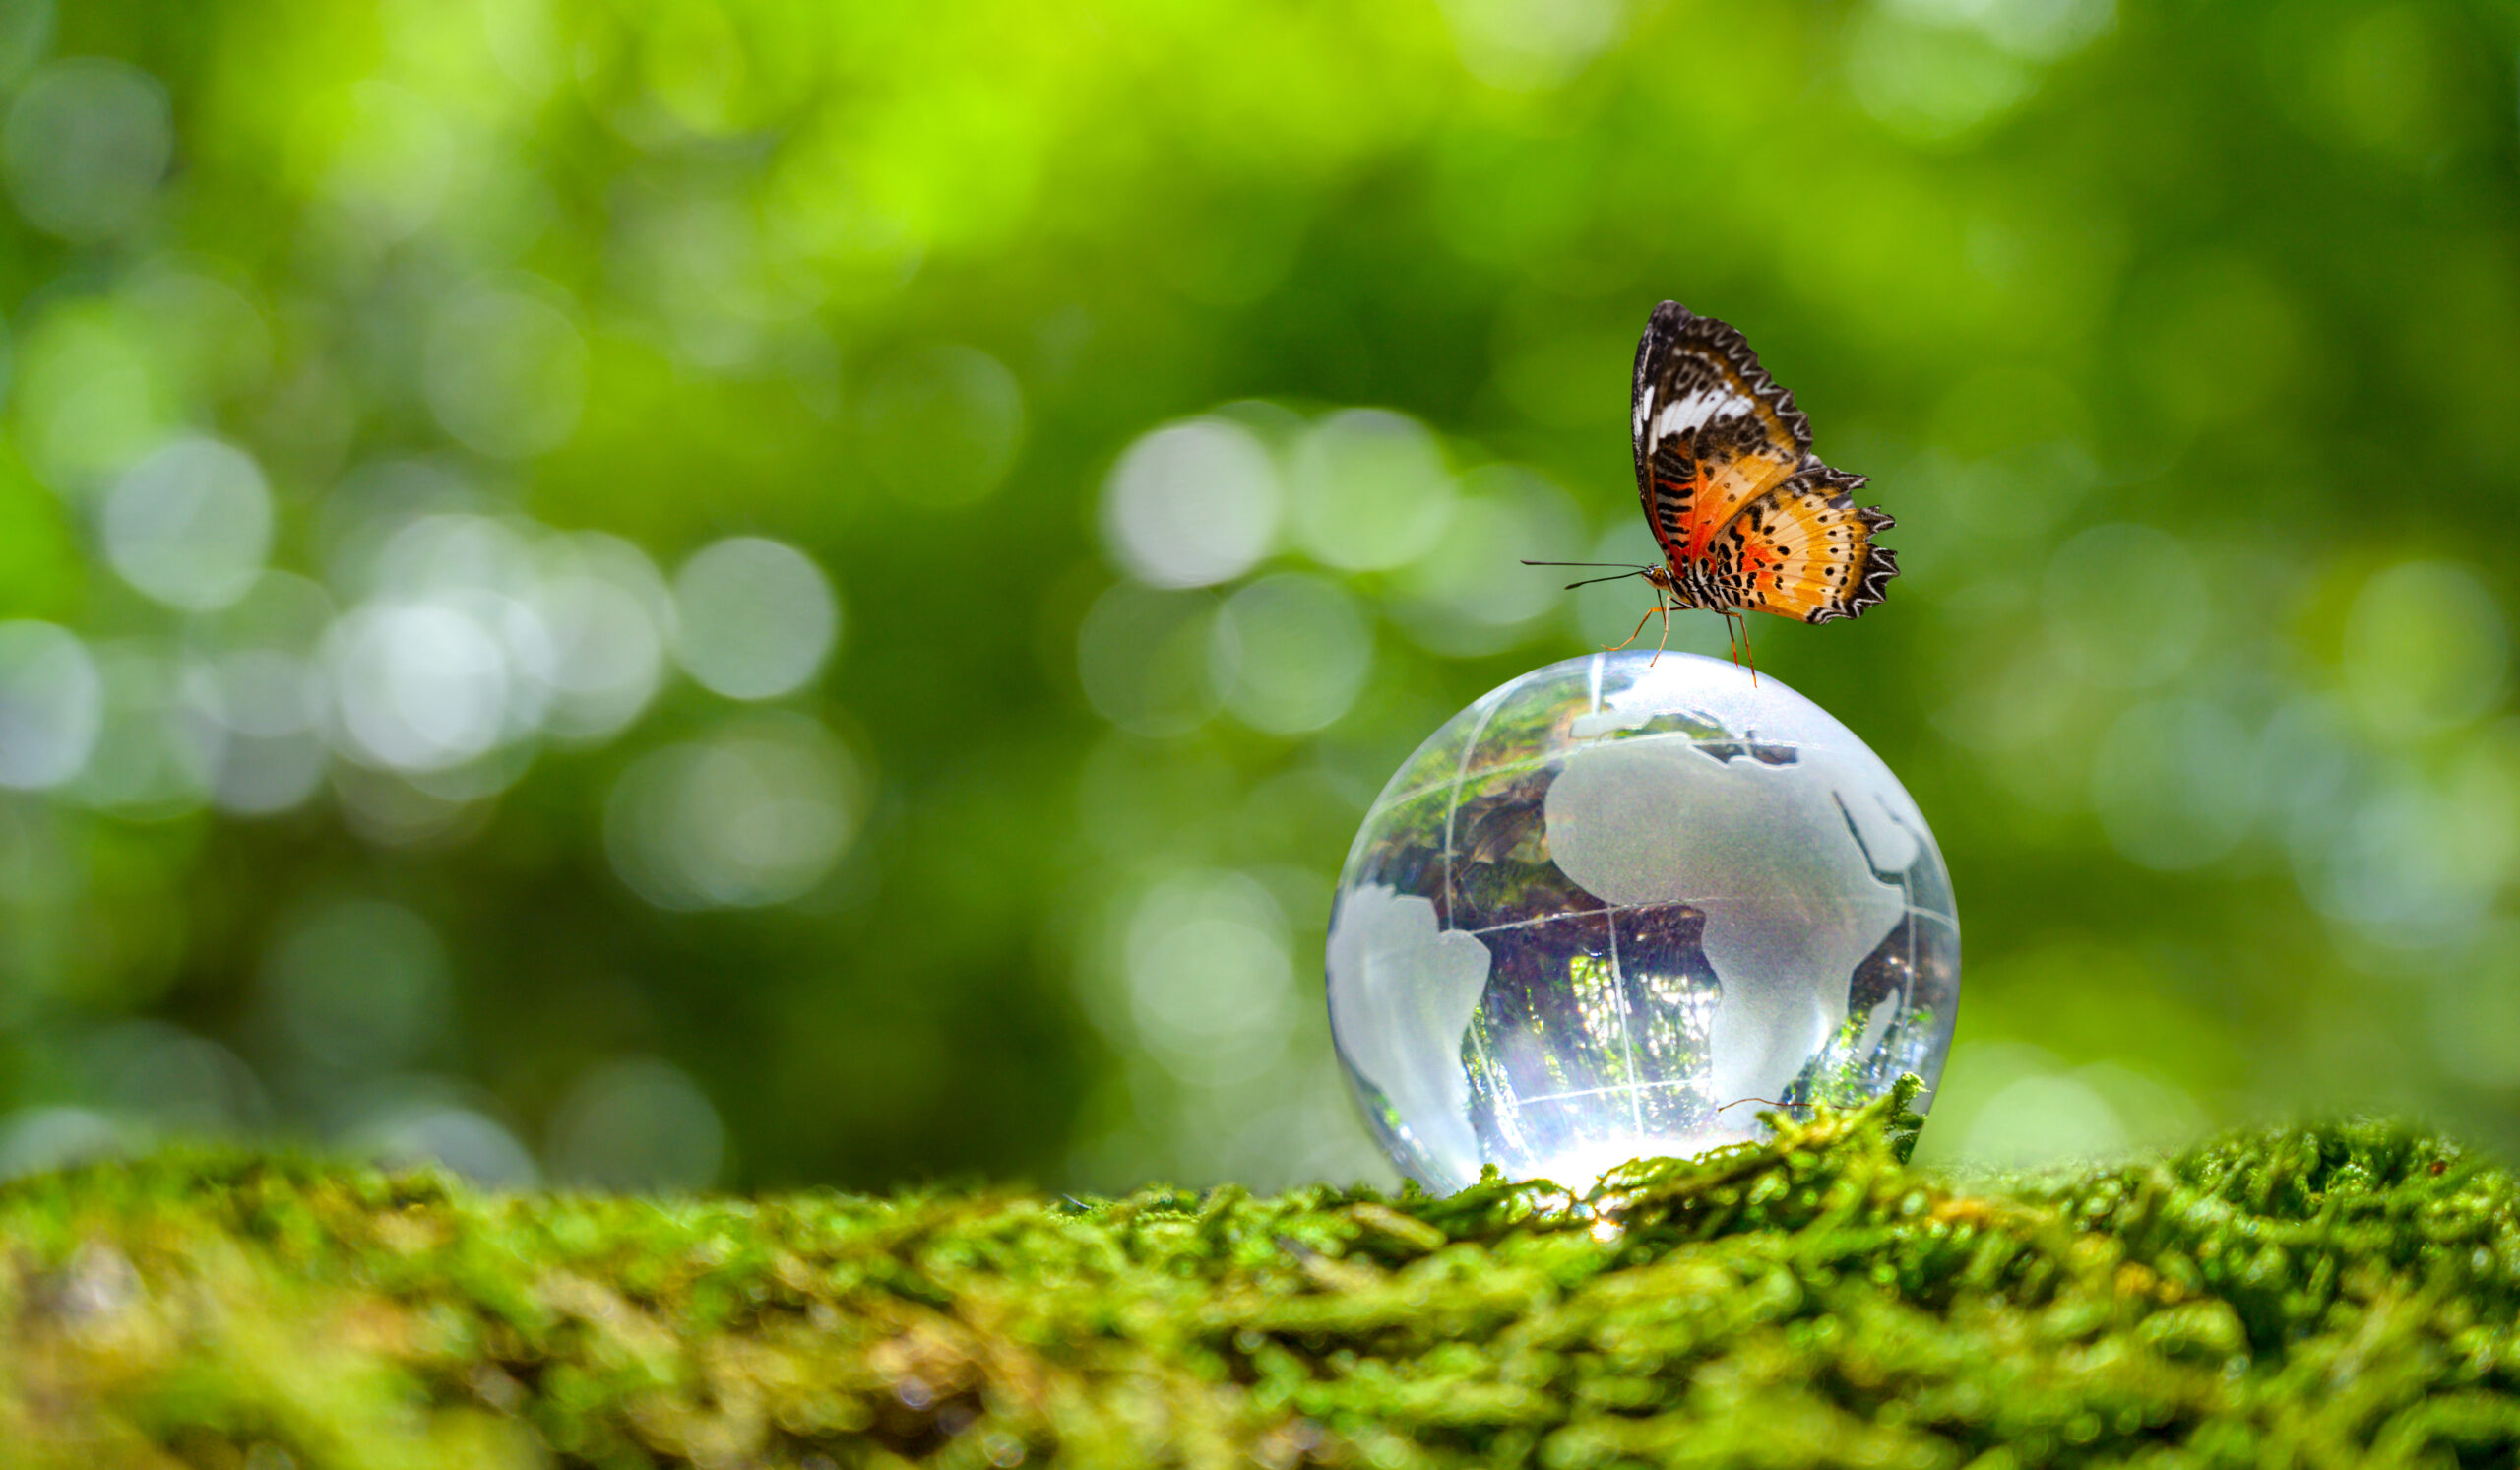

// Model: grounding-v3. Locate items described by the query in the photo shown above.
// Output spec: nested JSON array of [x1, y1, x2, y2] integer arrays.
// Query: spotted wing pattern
[[1630, 300, 1897, 623], [1700, 468, 1901, 624]]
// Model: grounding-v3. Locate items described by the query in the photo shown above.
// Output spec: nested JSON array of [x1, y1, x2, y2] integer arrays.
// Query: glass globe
[[1326, 650, 1958, 1192]]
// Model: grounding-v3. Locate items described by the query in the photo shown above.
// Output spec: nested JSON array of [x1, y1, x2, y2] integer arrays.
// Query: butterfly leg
[[1646, 597, 1672, 667], [1736, 612, 1758, 688], [1602, 600, 1661, 653]]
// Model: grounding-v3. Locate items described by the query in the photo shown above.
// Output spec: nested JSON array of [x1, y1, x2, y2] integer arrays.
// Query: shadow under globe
[[1326, 651, 1960, 1193]]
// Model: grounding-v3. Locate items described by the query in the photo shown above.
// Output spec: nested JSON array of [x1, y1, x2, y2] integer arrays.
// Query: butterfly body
[[1626, 301, 1897, 625]]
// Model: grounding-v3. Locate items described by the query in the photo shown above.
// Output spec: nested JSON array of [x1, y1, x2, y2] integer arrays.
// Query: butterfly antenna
[[1561, 571, 1648, 590], [1522, 560, 1655, 570]]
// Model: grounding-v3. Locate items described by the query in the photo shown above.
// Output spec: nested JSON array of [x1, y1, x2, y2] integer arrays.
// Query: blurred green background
[[1, 0, 2516, 1194]]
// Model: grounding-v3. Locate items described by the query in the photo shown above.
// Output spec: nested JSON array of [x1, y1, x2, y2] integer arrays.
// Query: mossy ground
[[5, 1082, 2517, 1470]]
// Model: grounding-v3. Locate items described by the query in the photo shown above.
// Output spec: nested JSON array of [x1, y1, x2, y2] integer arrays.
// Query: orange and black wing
[[1630, 299, 1900, 621], [1630, 301, 1811, 580], [1701, 468, 1900, 623]]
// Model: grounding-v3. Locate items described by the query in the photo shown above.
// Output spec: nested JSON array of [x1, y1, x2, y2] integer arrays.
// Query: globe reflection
[[1327, 651, 1960, 1192]]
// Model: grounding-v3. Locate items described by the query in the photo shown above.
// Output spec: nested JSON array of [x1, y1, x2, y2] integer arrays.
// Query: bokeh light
[[604, 714, 863, 910], [1101, 417, 1282, 590], [1890, 0, 2117, 60], [101, 437, 273, 611], [344, 1087, 540, 1189], [1846, 8, 2035, 144], [1076, 585, 1226, 737], [321, 81, 457, 246], [1922, 1038, 2207, 1171], [325, 600, 515, 773], [422, 279, 590, 460], [68, 640, 219, 818], [1437, 0, 1628, 91], [1, 57, 168, 241], [191, 649, 327, 815], [2343, 561, 2508, 736], [545, 1056, 726, 1191], [11, 297, 171, 487], [1123, 870, 1299, 1087], [0, 1106, 120, 1181], [79, 1020, 267, 1138], [256, 900, 450, 1072], [1212, 573, 1373, 735], [670, 537, 839, 700], [529, 535, 672, 740], [1289, 411, 1455, 572], [1391, 466, 1584, 656], [860, 344, 1025, 508], [0, 621, 99, 790]]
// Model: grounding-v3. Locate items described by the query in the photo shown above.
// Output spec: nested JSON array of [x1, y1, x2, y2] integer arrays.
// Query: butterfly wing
[[1701, 468, 1900, 623], [1631, 300, 1899, 622], [1631, 302, 1812, 585]]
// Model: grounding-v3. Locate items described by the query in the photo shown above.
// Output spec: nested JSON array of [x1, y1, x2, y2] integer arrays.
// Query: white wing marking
[[1653, 386, 1746, 440]]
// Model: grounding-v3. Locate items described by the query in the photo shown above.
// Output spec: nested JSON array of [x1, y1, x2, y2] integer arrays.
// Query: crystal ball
[[1326, 651, 1959, 1192]]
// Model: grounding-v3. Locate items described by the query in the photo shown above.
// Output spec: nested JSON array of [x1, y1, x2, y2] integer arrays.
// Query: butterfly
[[1531, 300, 1898, 668]]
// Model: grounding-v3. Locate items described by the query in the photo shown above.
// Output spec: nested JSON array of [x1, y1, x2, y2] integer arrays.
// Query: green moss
[[5, 1081, 2516, 1469]]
